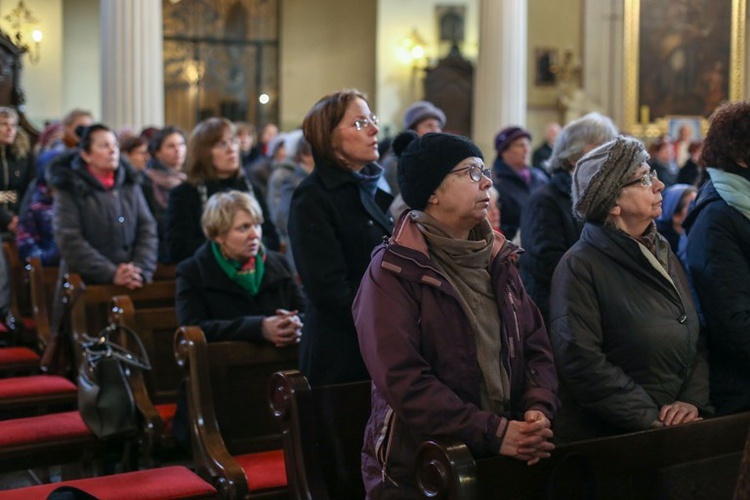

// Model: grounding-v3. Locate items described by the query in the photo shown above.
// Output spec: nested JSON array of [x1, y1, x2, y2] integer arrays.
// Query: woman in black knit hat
[[549, 135, 710, 443], [354, 130, 558, 498]]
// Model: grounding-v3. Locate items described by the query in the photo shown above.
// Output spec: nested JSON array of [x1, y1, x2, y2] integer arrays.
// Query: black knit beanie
[[395, 131, 484, 210]]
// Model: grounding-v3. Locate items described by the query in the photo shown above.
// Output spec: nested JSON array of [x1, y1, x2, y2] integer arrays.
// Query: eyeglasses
[[623, 170, 659, 188], [213, 138, 240, 151], [449, 164, 492, 182], [352, 114, 379, 131]]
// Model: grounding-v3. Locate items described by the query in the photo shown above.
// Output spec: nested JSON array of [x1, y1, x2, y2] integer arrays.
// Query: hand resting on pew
[[113, 262, 144, 290], [656, 401, 702, 427]]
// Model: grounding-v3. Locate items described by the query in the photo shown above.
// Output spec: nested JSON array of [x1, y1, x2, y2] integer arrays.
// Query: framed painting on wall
[[624, 0, 746, 136]]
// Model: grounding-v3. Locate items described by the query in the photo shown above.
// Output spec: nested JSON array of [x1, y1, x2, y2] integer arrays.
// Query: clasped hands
[[262, 308, 303, 347], [113, 262, 144, 290], [500, 410, 555, 466]]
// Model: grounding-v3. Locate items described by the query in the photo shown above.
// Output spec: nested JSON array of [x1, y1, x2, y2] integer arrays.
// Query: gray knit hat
[[403, 101, 446, 131], [572, 136, 650, 222]]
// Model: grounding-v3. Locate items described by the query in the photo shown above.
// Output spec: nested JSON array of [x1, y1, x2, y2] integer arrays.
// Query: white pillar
[[472, 0, 527, 156], [100, 0, 164, 130]]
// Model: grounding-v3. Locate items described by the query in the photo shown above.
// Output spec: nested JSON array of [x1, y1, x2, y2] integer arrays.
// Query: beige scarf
[[411, 211, 510, 414]]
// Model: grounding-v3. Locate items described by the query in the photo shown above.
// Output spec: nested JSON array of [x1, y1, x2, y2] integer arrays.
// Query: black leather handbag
[[78, 323, 151, 440]]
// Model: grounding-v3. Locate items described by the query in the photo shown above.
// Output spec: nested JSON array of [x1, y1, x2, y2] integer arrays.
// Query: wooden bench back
[[417, 411, 750, 499], [109, 295, 179, 405], [68, 277, 176, 339], [269, 370, 371, 500], [26, 257, 60, 347]]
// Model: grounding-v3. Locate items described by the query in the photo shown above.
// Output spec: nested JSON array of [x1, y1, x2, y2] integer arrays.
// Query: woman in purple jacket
[[353, 131, 559, 499]]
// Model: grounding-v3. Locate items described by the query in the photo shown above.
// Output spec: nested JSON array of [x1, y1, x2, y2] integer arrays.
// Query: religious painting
[[534, 48, 557, 86], [666, 115, 705, 141], [624, 0, 745, 134]]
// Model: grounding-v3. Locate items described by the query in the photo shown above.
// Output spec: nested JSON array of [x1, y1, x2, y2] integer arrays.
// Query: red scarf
[[87, 166, 116, 189]]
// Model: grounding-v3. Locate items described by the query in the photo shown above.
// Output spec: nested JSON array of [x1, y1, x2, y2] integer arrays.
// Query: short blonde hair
[[201, 190, 264, 240]]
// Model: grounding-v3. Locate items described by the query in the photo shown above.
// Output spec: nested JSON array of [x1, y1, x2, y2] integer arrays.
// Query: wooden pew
[[68, 276, 176, 340], [416, 411, 750, 500], [1, 241, 32, 346], [268, 369, 371, 500], [109, 295, 181, 464], [735, 423, 750, 499], [174, 326, 298, 499]]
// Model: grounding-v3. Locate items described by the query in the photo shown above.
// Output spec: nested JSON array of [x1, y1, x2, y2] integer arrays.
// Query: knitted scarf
[[211, 241, 265, 295], [708, 167, 750, 221], [412, 211, 510, 414]]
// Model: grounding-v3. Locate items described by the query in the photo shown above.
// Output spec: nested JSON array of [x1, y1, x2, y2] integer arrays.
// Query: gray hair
[[547, 112, 618, 173]]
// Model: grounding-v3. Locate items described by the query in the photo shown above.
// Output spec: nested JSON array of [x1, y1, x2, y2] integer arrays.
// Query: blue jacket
[[492, 158, 547, 240]]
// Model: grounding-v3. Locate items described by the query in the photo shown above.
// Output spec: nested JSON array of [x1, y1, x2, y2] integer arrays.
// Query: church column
[[472, 0, 527, 156], [100, 0, 164, 130]]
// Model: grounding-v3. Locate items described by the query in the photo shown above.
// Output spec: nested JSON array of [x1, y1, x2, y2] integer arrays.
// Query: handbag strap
[[80, 323, 151, 371]]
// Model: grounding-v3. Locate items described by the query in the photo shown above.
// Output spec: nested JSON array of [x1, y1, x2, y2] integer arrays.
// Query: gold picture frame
[[624, 0, 746, 137]]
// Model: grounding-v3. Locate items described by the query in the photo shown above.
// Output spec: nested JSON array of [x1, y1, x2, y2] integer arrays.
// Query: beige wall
[[0, 0, 100, 128], [376, 0, 479, 136], [526, 0, 583, 147], [0, 0, 64, 128], [279, 0, 377, 131]]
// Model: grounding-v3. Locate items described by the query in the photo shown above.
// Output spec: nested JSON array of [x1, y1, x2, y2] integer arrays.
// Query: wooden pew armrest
[[175, 326, 249, 499]]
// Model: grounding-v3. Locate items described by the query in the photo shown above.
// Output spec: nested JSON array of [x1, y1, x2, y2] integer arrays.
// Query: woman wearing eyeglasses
[[354, 131, 558, 498], [288, 89, 394, 385], [165, 117, 279, 264], [549, 136, 710, 443]]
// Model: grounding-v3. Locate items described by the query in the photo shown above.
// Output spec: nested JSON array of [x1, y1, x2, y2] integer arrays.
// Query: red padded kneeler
[[156, 402, 178, 435], [0, 465, 218, 499], [0, 347, 40, 365], [0, 374, 76, 400], [0, 410, 92, 447], [234, 449, 287, 491]]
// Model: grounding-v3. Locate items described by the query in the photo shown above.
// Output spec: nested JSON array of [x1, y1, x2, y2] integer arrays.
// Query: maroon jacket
[[353, 213, 558, 499]]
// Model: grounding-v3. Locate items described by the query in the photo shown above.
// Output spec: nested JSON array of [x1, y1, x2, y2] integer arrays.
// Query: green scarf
[[707, 167, 750, 221], [211, 241, 266, 295]]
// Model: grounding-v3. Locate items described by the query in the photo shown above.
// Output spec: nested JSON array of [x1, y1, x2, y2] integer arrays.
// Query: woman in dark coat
[[0, 106, 35, 237], [176, 190, 304, 343], [354, 131, 557, 499], [173, 190, 304, 444], [550, 136, 710, 443], [684, 101, 750, 415], [520, 112, 617, 325], [288, 89, 394, 385], [49, 124, 157, 287], [165, 118, 278, 264]]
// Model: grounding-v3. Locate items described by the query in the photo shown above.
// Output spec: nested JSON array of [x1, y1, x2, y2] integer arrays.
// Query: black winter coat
[[0, 144, 35, 232], [550, 223, 710, 442], [684, 178, 750, 415], [48, 151, 157, 284], [288, 158, 393, 385], [175, 241, 305, 343], [165, 175, 279, 264], [519, 170, 582, 325]]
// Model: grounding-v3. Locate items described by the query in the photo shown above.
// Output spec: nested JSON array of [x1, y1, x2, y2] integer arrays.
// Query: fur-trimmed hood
[[47, 149, 141, 195]]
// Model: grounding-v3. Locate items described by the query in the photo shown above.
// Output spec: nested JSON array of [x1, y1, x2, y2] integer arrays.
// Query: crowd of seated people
[[1, 92, 750, 498]]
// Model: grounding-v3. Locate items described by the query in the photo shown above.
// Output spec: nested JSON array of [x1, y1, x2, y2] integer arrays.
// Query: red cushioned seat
[[234, 449, 287, 491], [0, 411, 92, 447], [21, 318, 34, 331], [0, 465, 218, 499], [156, 402, 177, 435], [0, 347, 40, 365], [0, 374, 76, 400]]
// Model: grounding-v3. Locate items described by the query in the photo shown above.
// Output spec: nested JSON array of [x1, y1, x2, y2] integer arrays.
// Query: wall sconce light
[[399, 28, 428, 69], [3, 0, 42, 64]]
